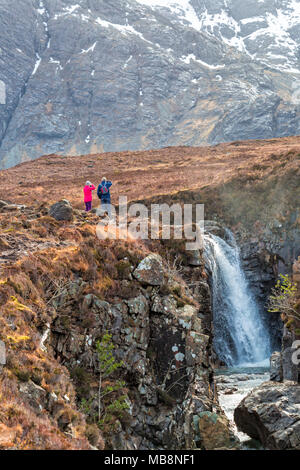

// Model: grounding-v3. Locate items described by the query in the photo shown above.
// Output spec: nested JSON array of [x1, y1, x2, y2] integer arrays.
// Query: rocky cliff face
[[0, 0, 300, 168], [0, 201, 237, 450]]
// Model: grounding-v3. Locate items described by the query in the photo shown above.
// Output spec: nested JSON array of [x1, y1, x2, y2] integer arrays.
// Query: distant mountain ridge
[[0, 0, 299, 168]]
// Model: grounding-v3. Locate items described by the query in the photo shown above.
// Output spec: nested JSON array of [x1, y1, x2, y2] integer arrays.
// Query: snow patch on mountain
[[135, 0, 201, 29], [32, 54, 42, 76], [181, 54, 225, 69], [134, 0, 300, 73]]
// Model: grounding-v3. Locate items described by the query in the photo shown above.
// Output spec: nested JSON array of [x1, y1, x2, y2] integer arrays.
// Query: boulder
[[234, 381, 300, 450], [133, 254, 164, 286], [198, 411, 238, 450], [270, 351, 282, 382], [49, 200, 73, 221]]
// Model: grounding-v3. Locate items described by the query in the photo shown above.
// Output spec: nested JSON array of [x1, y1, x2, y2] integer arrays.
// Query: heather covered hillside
[[0, 1, 300, 451], [0, 137, 299, 450]]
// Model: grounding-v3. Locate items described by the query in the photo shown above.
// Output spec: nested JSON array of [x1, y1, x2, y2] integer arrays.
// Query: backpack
[[100, 183, 108, 195]]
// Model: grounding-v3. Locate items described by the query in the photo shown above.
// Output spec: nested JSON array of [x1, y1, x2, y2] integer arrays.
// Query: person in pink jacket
[[83, 181, 96, 212]]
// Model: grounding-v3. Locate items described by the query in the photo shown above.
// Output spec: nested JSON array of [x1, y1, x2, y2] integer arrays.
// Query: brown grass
[[0, 136, 299, 210]]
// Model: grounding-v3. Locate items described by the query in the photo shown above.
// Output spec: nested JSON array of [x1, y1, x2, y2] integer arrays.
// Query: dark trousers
[[85, 201, 92, 212], [101, 198, 111, 217]]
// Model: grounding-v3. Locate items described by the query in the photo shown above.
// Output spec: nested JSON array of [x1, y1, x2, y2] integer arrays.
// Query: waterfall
[[204, 231, 271, 366]]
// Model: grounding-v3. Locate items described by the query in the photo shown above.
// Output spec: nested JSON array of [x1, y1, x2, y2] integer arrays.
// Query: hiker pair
[[83, 177, 112, 214]]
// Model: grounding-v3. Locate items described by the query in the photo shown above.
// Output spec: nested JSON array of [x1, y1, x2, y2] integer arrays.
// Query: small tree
[[267, 274, 300, 326], [96, 333, 129, 429]]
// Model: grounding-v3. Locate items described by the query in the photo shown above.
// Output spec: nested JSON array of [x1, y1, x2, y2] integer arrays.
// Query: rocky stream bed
[[216, 364, 270, 449]]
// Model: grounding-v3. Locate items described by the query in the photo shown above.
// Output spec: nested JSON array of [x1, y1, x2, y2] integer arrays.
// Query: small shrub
[[95, 333, 129, 430], [267, 274, 299, 327]]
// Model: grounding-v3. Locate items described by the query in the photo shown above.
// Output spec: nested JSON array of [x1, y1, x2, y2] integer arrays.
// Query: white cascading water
[[204, 231, 271, 366]]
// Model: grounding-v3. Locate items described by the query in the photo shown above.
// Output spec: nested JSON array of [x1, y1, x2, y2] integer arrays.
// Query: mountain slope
[[0, 0, 299, 168], [0, 135, 298, 209]]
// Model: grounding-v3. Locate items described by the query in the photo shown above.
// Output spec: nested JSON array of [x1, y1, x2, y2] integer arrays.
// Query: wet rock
[[234, 381, 300, 450], [216, 375, 232, 384], [270, 351, 283, 382], [133, 254, 164, 286], [234, 374, 251, 381], [49, 200, 73, 222], [224, 387, 239, 395]]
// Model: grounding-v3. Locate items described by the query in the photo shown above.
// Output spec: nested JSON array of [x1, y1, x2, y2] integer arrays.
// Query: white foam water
[[204, 232, 271, 366]]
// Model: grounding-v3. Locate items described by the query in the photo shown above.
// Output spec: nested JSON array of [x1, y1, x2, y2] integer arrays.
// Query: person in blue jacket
[[97, 176, 112, 217]]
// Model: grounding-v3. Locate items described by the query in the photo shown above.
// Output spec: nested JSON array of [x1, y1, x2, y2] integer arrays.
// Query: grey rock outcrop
[[234, 381, 300, 450], [49, 248, 233, 450], [0, 0, 299, 168]]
